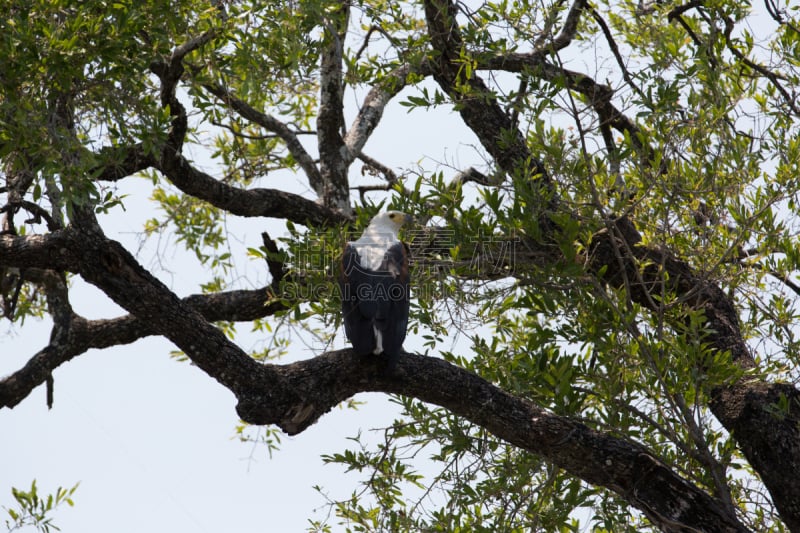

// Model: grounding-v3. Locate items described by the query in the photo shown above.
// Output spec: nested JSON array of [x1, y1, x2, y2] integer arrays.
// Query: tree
[[1, 0, 800, 530]]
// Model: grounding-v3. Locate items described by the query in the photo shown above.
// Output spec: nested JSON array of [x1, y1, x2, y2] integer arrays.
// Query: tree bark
[[316, 2, 351, 213]]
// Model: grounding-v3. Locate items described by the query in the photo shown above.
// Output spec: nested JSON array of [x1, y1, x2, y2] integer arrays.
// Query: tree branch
[[588, 221, 800, 531], [720, 15, 800, 117], [764, 0, 800, 34], [343, 61, 432, 165], [0, 283, 290, 408], [156, 151, 350, 227], [317, 3, 351, 212], [150, 31, 216, 153], [589, 8, 649, 107], [92, 143, 157, 182], [0, 231, 81, 272], [88, 116, 347, 228], [548, 0, 588, 52], [0, 317, 90, 409], [68, 223, 276, 399], [0, 200, 62, 231], [424, 0, 547, 182], [479, 54, 647, 156], [201, 83, 324, 189], [356, 152, 401, 184], [235, 348, 749, 532]]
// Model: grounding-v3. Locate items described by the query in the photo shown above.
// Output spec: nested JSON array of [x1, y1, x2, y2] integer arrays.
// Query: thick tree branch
[[317, 3, 351, 213], [156, 151, 350, 227], [68, 220, 274, 398], [235, 349, 749, 532], [1, 215, 294, 410], [0, 219, 783, 532], [0, 231, 81, 272], [588, 221, 751, 367], [89, 134, 347, 227], [149, 32, 340, 232], [0, 272, 751, 533]]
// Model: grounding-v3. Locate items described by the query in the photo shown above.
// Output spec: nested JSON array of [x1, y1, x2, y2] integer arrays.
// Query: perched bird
[[339, 211, 412, 369]]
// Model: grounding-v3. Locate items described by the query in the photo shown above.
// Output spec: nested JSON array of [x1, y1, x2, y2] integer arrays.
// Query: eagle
[[339, 211, 412, 368]]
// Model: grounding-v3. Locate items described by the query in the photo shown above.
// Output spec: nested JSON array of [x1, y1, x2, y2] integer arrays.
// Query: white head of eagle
[[339, 211, 412, 368]]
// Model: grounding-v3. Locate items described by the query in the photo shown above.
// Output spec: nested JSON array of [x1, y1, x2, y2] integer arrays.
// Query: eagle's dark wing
[[340, 243, 377, 355], [339, 241, 410, 367], [374, 241, 410, 367]]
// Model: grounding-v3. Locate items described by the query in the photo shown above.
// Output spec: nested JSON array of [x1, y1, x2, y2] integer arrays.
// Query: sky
[[0, 84, 483, 532]]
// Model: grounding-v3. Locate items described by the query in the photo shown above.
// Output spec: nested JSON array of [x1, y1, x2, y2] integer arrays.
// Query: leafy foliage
[[2, 0, 800, 530], [2, 481, 78, 533]]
